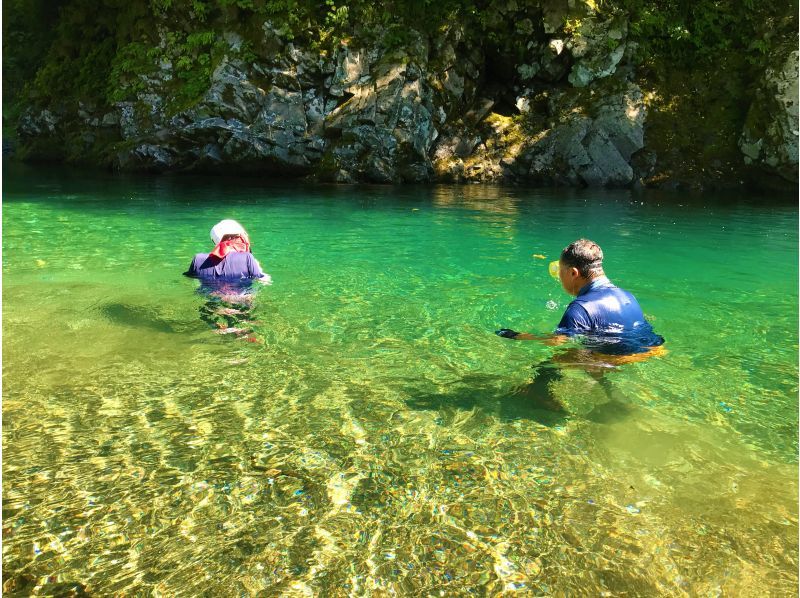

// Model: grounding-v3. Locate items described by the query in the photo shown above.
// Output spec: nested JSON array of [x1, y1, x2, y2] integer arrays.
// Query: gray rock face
[[18, 109, 62, 140], [117, 103, 139, 140], [541, 0, 570, 35], [525, 83, 645, 186], [323, 48, 438, 183], [16, 9, 791, 190], [9, 1, 649, 186], [328, 47, 371, 97], [536, 39, 572, 83], [442, 69, 466, 99], [112, 57, 323, 173], [117, 143, 176, 172], [740, 50, 799, 182], [103, 35, 439, 180]]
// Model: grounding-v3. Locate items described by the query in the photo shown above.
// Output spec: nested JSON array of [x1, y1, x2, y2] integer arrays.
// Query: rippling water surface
[[3, 164, 797, 595]]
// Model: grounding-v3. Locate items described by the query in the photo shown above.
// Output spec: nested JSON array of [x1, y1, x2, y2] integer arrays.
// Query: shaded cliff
[[4, 0, 797, 190]]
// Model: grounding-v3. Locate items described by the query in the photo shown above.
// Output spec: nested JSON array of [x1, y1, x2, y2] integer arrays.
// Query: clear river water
[[3, 164, 797, 595]]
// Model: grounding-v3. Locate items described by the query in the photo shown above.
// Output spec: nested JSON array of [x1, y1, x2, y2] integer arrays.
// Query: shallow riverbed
[[3, 165, 797, 595]]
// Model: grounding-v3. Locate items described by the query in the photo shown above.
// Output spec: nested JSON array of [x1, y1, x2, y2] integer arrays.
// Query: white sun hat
[[210, 219, 247, 245]]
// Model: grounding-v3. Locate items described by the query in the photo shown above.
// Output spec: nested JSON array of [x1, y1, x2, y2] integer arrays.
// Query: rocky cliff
[[6, 0, 798, 190]]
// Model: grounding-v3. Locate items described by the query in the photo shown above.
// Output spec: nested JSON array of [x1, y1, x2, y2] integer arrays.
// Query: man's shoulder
[[563, 300, 590, 316], [608, 285, 639, 303], [585, 282, 634, 300]]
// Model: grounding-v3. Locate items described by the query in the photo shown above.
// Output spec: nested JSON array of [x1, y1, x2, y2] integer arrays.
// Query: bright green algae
[[3, 166, 797, 595]]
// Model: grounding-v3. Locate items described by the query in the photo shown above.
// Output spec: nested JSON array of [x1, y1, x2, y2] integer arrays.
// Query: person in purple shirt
[[185, 219, 272, 285], [185, 219, 272, 337], [496, 238, 665, 412]]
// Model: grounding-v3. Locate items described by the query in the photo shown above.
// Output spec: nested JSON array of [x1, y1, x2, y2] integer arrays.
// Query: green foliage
[[609, 0, 798, 67], [190, 0, 211, 20], [381, 24, 416, 50], [4, 0, 797, 135], [218, 0, 257, 9], [2, 0, 63, 106], [236, 40, 258, 63], [323, 0, 349, 29], [186, 31, 215, 48], [149, 0, 173, 13], [107, 42, 156, 102], [30, 13, 117, 103], [159, 29, 226, 112]]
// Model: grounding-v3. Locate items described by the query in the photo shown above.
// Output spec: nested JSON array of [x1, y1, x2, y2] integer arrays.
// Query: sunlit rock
[[567, 13, 628, 88], [537, 39, 571, 83], [526, 82, 645, 186]]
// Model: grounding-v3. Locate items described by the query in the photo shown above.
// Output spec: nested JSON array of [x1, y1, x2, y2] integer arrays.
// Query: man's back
[[557, 276, 663, 354]]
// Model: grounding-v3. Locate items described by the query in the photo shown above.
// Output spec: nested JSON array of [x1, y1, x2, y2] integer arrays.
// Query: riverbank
[[4, 1, 797, 192]]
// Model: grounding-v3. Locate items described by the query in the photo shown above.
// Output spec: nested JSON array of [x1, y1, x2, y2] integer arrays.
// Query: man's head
[[558, 239, 605, 296]]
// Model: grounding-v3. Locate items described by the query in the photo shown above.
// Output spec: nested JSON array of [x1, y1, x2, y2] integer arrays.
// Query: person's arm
[[495, 302, 589, 345], [516, 332, 569, 345], [495, 329, 569, 345], [248, 254, 272, 285], [183, 256, 199, 278]]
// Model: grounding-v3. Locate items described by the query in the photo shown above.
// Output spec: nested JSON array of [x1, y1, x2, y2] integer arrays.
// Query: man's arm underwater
[[494, 301, 589, 344], [495, 329, 569, 346]]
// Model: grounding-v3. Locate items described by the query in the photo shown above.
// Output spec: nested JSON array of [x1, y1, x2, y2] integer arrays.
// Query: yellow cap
[[548, 260, 560, 279]]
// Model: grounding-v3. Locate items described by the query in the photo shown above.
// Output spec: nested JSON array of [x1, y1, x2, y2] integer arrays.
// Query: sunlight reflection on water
[[2, 168, 797, 595]]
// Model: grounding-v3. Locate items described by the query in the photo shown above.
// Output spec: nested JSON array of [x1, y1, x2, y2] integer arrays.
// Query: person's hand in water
[[496, 328, 520, 339], [496, 328, 565, 343], [495, 329, 537, 340]]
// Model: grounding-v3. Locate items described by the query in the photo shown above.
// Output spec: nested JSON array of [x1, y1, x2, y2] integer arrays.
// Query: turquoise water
[[3, 164, 797, 595]]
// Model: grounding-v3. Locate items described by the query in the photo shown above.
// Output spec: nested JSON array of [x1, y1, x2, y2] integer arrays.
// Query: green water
[[3, 165, 798, 596]]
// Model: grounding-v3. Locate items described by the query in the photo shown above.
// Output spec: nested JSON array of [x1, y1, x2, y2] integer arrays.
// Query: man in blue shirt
[[497, 238, 663, 353], [496, 239, 664, 411]]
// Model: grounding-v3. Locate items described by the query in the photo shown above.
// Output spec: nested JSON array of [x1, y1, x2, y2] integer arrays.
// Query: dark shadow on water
[[583, 399, 636, 424], [98, 284, 264, 341], [405, 374, 569, 426], [99, 302, 192, 333], [403, 364, 633, 427]]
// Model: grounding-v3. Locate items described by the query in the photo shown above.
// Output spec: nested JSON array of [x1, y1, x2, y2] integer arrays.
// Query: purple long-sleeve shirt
[[184, 252, 266, 281]]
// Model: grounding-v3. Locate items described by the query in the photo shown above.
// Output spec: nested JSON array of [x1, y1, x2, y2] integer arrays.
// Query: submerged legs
[[199, 293, 258, 339], [515, 349, 621, 416]]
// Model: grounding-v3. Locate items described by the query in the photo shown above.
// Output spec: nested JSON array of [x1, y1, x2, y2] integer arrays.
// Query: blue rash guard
[[556, 276, 664, 355]]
